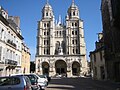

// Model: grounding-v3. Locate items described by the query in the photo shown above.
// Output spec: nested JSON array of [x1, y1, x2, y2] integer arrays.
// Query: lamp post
[[37, 59, 40, 73]]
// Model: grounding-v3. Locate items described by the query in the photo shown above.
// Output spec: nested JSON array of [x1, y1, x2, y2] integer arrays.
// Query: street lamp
[[37, 59, 40, 72]]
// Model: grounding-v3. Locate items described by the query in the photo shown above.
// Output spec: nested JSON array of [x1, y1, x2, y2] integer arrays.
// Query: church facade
[[35, 0, 88, 77]]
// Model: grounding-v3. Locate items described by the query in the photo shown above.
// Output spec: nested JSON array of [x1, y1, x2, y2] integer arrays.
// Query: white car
[[30, 73, 47, 90], [38, 75, 48, 85]]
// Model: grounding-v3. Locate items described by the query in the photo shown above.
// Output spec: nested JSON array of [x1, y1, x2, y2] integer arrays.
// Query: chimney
[[9, 16, 20, 27]]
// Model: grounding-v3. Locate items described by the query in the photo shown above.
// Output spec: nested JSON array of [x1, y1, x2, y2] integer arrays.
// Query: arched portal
[[55, 60, 67, 75], [42, 62, 49, 75], [72, 61, 80, 76]]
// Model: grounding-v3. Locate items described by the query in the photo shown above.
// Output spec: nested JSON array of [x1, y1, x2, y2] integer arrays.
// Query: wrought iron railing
[[5, 59, 17, 66], [7, 39, 16, 48]]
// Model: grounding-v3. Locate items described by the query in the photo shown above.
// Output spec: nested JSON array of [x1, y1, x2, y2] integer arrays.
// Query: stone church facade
[[35, 0, 88, 77]]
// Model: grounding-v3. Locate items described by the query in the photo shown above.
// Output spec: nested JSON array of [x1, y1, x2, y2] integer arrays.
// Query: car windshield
[[38, 75, 45, 78], [0, 77, 20, 86], [25, 75, 37, 85]]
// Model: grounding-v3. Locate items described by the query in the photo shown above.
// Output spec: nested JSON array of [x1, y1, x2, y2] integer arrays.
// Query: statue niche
[[55, 41, 63, 55], [58, 45, 63, 55]]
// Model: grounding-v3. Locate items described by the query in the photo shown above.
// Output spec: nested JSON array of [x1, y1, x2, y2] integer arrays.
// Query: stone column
[[37, 59, 42, 75], [49, 62, 53, 76], [67, 67, 72, 77], [39, 67, 42, 75], [49, 59, 56, 77], [66, 59, 72, 77]]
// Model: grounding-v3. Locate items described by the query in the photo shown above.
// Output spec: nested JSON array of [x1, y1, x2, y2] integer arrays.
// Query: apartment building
[[0, 6, 30, 76]]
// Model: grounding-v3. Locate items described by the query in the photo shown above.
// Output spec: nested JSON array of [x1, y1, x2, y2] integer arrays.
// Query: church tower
[[37, 1, 55, 56], [66, 0, 80, 55], [66, 0, 88, 75]]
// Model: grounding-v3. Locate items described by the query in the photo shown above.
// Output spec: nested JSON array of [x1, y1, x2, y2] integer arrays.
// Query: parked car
[[30, 73, 47, 90], [38, 75, 48, 84], [24, 74, 40, 90], [0, 75, 32, 90]]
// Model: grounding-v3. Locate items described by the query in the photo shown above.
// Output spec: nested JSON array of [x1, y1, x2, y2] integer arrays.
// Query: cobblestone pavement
[[45, 77, 120, 90]]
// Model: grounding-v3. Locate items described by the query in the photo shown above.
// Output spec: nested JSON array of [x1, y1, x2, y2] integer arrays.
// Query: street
[[46, 77, 120, 90]]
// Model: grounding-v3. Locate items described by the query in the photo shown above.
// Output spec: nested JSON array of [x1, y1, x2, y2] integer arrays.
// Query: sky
[[0, 0, 102, 61]]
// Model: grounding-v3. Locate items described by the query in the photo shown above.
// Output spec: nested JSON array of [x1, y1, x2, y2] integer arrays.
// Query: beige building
[[21, 43, 30, 74], [90, 33, 107, 80], [35, 0, 88, 77]]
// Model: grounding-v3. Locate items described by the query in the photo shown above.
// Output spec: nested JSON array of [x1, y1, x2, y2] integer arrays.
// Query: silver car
[[0, 75, 32, 90], [24, 74, 40, 90]]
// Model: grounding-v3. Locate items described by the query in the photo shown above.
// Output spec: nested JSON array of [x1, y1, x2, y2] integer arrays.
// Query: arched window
[[72, 23, 74, 26], [60, 31, 61, 36], [57, 31, 58, 36], [47, 48, 49, 54], [72, 31, 74, 35], [73, 48, 74, 54], [47, 40, 49, 45], [76, 49, 78, 54], [73, 11, 75, 16], [47, 31, 49, 35], [44, 23, 46, 27], [44, 49, 46, 54], [72, 40, 74, 44], [47, 23, 49, 27], [75, 31, 77, 35], [44, 32, 46, 35], [46, 12, 48, 16], [44, 40, 46, 45], [75, 23, 77, 26], [76, 39, 77, 44]]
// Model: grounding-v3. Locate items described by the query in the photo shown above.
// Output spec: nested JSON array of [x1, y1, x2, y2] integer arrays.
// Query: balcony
[[5, 59, 17, 66], [7, 39, 16, 48]]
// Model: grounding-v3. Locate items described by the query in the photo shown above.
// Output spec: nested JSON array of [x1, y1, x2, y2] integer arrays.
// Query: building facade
[[90, 33, 107, 80], [21, 42, 30, 74], [101, 0, 120, 81], [0, 6, 30, 76], [35, 0, 88, 77]]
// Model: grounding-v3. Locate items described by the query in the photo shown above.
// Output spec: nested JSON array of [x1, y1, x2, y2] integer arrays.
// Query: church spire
[[71, 0, 76, 7], [46, 0, 49, 4], [67, 0, 79, 19], [42, 0, 53, 19], [72, 0, 75, 4]]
